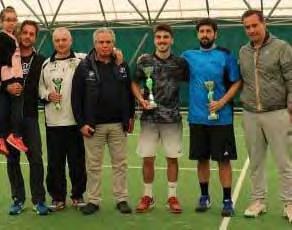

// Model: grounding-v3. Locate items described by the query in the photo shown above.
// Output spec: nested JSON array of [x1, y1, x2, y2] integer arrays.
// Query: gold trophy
[[204, 81, 219, 120], [143, 66, 157, 109]]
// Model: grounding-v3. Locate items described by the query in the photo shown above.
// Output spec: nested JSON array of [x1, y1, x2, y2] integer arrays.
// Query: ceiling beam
[[37, 0, 49, 28], [266, 0, 282, 20], [145, 0, 151, 24], [0, 0, 5, 9], [153, 0, 169, 23], [20, 0, 46, 26], [128, 0, 149, 24], [242, 0, 252, 10], [206, 0, 210, 16], [98, 0, 108, 25]]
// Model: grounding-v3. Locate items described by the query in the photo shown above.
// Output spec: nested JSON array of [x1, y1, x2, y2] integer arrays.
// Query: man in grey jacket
[[239, 9, 292, 223]]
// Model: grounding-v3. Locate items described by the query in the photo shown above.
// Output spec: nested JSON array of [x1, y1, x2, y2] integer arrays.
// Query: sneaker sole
[[283, 211, 292, 223], [166, 205, 182, 214], [244, 208, 267, 218], [222, 210, 235, 217], [9, 207, 24, 215], [9, 210, 22, 215], [80, 206, 100, 215], [116, 208, 133, 214], [195, 203, 212, 213], [33, 207, 49, 216], [283, 216, 292, 223], [48, 205, 65, 212], [72, 204, 87, 209], [136, 203, 155, 213]]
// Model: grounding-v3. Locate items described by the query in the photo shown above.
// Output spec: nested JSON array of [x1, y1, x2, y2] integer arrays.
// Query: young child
[[0, 6, 28, 155]]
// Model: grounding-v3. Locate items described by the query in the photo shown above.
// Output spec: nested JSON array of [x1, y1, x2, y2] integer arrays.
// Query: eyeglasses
[[3, 18, 17, 22]]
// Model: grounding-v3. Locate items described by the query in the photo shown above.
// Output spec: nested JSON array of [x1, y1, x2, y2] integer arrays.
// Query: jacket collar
[[87, 48, 116, 64], [200, 43, 217, 51], [153, 52, 173, 61], [50, 49, 75, 62], [249, 32, 271, 49]]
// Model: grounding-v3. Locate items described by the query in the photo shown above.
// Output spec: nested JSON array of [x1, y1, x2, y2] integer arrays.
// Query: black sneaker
[[33, 202, 50, 216], [221, 199, 235, 217], [116, 201, 132, 214], [195, 195, 211, 212], [9, 199, 24, 215], [80, 203, 99, 215]]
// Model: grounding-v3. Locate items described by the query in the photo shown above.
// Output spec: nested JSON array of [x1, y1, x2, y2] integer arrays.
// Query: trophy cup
[[204, 81, 219, 120], [52, 78, 63, 110], [143, 66, 157, 109]]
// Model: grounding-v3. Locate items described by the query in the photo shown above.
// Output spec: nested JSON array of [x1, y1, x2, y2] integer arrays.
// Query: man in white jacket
[[39, 27, 86, 211]]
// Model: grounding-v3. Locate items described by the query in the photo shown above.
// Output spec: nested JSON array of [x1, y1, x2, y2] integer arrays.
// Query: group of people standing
[[0, 6, 291, 224]]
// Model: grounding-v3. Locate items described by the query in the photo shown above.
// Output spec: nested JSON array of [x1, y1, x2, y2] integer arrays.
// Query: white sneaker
[[283, 203, 292, 223], [244, 200, 267, 217]]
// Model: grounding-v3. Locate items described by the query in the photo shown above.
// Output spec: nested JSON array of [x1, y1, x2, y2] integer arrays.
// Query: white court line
[[0, 161, 243, 172], [128, 133, 245, 137], [219, 158, 250, 230]]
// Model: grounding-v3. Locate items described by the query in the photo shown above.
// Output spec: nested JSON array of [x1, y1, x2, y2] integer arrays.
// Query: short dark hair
[[0, 6, 16, 22], [241, 9, 264, 22], [196, 18, 218, 32], [153, 23, 173, 37], [20, 20, 39, 35]]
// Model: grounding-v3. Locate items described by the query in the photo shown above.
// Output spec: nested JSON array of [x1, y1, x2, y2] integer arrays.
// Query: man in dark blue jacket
[[72, 27, 135, 215]]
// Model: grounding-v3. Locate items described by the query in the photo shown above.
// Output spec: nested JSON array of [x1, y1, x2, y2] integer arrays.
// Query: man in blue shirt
[[182, 18, 241, 217]]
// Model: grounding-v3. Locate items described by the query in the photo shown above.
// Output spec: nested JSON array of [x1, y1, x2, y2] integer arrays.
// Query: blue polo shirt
[[181, 46, 240, 125]]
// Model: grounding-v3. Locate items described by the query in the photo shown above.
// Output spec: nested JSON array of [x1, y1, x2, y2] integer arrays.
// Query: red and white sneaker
[[0, 138, 9, 155], [167, 196, 182, 214], [6, 134, 28, 152], [136, 196, 155, 213]]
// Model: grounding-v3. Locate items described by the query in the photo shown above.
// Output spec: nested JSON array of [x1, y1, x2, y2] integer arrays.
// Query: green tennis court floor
[[0, 113, 291, 230]]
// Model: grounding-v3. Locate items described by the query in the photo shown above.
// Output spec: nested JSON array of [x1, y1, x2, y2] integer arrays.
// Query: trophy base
[[148, 101, 157, 110], [55, 103, 61, 110], [208, 113, 219, 120]]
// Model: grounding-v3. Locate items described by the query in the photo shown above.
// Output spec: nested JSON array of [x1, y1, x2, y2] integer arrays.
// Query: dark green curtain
[[36, 24, 292, 107]]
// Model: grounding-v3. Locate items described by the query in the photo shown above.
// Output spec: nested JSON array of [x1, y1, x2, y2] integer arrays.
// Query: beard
[[156, 43, 170, 52], [20, 40, 33, 48], [199, 38, 215, 49]]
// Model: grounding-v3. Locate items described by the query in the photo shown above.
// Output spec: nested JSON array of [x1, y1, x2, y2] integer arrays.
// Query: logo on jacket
[[86, 70, 96, 81], [89, 71, 95, 77], [119, 67, 127, 78], [69, 60, 78, 69]]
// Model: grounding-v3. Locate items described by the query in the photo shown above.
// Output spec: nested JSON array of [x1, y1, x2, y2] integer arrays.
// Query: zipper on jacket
[[254, 49, 262, 111]]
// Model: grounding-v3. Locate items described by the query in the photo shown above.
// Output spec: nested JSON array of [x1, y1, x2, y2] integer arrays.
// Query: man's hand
[[289, 113, 292, 123], [48, 92, 62, 103], [287, 103, 292, 123], [113, 47, 123, 66], [6, 83, 23, 96], [127, 118, 135, 133], [80, 125, 95, 138], [209, 99, 226, 113], [138, 98, 151, 110]]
